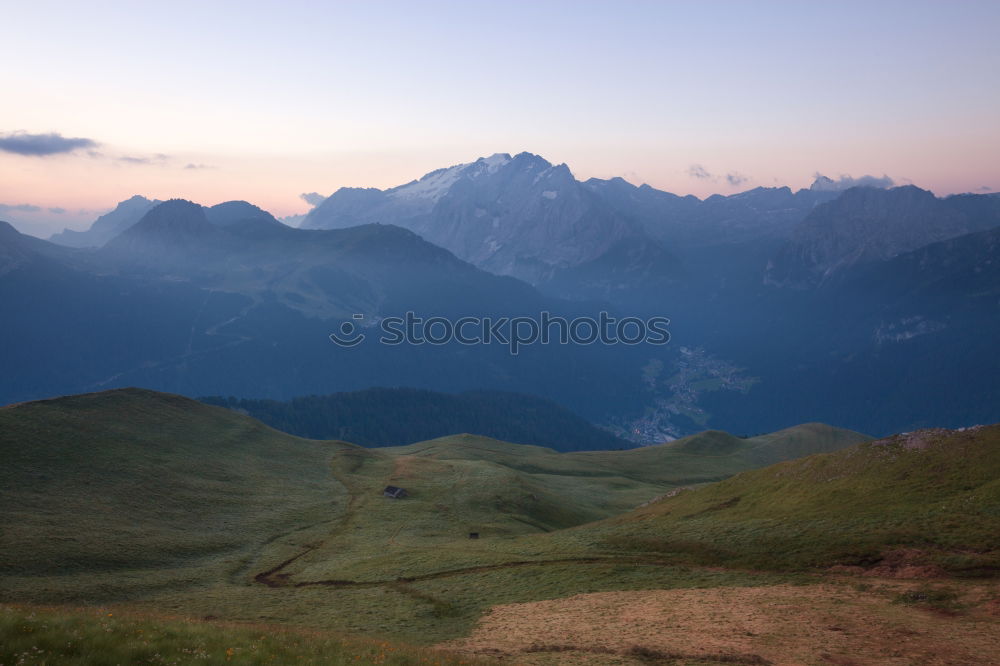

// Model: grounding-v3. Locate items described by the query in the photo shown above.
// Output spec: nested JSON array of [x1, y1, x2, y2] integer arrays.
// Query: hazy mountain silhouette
[[766, 186, 1000, 287], [49, 195, 160, 248], [0, 199, 666, 425]]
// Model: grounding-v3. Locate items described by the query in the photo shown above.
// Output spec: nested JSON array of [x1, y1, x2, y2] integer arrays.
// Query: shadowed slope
[[201, 388, 628, 451]]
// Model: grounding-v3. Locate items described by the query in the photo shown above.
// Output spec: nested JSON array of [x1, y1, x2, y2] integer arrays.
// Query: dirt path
[[259, 555, 672, 589], [440, 583, 1000, 665], [254, 453, 374, 587]]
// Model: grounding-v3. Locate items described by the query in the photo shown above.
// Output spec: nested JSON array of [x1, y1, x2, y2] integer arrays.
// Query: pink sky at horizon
[[2, 142, 995, 238], [2, 1, 998, 237]]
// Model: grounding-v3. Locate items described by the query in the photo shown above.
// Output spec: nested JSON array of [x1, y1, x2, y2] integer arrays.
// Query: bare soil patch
[[440, 583, 1000, 665], [828, 548, 947, 579]]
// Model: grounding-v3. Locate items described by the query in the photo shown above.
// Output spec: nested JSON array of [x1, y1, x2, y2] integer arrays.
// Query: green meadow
[[2, 388, 997, 661]]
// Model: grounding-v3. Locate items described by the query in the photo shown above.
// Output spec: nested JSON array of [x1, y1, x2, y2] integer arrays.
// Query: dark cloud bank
[[0, 131, 97, 156]]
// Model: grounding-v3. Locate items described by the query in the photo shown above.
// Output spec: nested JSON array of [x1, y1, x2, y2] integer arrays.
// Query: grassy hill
[[0, 388, 352, 600], [1, 388, 870, 646], [3, 388, 996, 661], [568, 425, 1000, 575], [192, 425, 870, 588]]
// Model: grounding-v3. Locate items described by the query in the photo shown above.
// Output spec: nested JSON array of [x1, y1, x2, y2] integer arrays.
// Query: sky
[[2, 0, 999, 237]]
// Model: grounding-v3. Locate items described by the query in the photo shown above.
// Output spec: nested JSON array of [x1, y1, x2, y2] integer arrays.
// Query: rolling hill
[[0, 388, 351, 599], [569, 424, 1000, 575], [1, 388, 864, 601], [2, 387, 997, 658]]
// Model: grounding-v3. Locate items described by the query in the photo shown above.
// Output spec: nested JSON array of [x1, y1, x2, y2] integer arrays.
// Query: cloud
[[0, 134, 178, 170], [726, 172, 748, 187], [0, 131, 98, 156], [183, 162, 214, 170], [810, 173, 895, 191], [978, 185, 993, 192], [688, 164, 751, 188], [116, 153, 169, 166], [687, 164, 713, 180], [300, 192, 327, 207], [48, 207, 66, 214], [0, 203, 43, 214]]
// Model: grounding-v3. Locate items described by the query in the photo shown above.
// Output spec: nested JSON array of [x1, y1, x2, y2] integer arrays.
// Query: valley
[[4, 4, 999, 663], [3, 156, 1000, 439]]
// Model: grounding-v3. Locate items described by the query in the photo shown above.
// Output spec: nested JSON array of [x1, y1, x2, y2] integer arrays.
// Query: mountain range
[[298, 153, 842, 298], [1, 197, 659, 423], [5, 151, 1000, 440], [766, 185, 1000, 287]]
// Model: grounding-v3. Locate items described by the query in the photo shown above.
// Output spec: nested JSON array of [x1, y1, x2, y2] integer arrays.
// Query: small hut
[[383, 485, 408, 499]]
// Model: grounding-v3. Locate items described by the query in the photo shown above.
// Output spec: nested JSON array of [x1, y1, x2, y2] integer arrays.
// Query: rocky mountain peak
[[49, 195, 161, 248], [302, 152, 659, 285], [765, 186, 999, 288]]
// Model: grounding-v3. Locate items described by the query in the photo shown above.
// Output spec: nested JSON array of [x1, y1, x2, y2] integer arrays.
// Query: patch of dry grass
[[441, 582, 1000, 665]]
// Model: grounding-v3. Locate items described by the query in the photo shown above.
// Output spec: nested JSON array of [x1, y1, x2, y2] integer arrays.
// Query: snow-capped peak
[[388, 153, 513, 202], [478, 153, 512, 173], [389, 163, 467, 201]]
